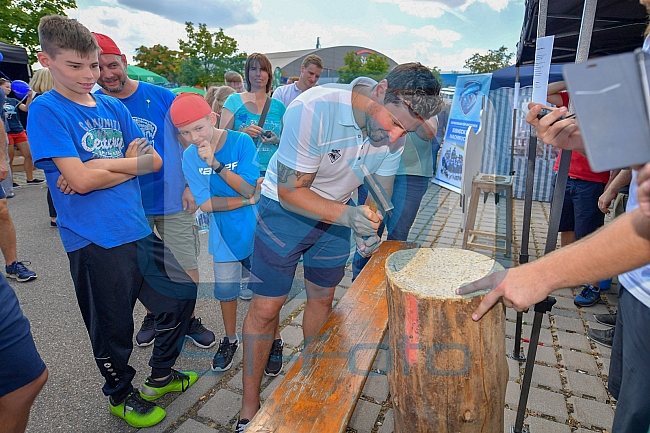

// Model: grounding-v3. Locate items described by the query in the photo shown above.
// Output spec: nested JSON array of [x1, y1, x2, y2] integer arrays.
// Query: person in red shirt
[[547, 82, 611, 307]]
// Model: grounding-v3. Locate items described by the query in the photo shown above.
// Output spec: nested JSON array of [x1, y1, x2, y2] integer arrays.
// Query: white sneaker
[[239, 287, 253, 300]]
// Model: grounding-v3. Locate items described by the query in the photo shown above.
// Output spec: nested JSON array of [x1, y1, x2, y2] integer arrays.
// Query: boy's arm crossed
[[83, 138, 163, 176], [53, 157, 135, 194]]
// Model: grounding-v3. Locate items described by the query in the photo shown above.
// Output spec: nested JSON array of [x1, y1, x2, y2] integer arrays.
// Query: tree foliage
[[464, 46, 513, 74], [337, 52, 390, 84], [177, 22, 246, 87], [0, 0, 77, 64], [430, 66, 442, 84], [134, 44, 182, 83]]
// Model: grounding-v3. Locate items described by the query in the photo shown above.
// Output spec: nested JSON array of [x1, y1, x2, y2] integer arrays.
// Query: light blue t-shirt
[[222, 93, 285, 172], [27, 90, 151, 252], [182, 131, 259, 261], [618, 169, 650, 308], [98, 82, 184, 216]]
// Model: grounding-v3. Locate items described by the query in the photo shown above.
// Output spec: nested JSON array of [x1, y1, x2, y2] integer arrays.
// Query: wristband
[[214, 161, 226, 174]]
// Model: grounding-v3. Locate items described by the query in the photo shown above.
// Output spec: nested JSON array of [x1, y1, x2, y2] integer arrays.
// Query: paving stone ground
[[11, 169, 624, 433], [135, 183, 617, 432]]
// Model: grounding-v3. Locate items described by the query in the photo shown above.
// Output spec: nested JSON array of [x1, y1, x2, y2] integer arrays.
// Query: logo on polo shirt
[[328, 149, 341, 163]]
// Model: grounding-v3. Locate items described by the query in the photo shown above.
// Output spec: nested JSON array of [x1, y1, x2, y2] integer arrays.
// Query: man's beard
[[102, 79, 126, 93], [365, 112, 389, 143]]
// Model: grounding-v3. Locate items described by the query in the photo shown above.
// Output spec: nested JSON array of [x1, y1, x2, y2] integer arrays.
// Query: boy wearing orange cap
[[26, 15, 198, 428], [171, 93, 261, 372]]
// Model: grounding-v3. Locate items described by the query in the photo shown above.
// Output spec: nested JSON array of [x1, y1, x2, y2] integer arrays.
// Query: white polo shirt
[[272, 83, 302, 108], [261, 77, 404, 203]]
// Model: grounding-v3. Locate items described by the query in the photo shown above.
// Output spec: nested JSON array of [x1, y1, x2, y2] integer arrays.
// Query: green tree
[[337, 52, 390, 84], [134, 44, 182, 83], [0, 0, 77, 64], [430, 66, 442, 84], [463, 46, 513, 74], [177, 22, 246, 87]]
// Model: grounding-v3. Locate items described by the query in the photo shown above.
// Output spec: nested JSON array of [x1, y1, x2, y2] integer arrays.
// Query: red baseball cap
[[170, 93, 213, 127], [91, 32, 122, 56]]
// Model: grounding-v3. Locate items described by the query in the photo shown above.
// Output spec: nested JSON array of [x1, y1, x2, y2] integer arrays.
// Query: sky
[[65, 0, 526, 72]]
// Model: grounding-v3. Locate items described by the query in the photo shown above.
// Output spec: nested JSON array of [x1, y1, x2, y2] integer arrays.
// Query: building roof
[[265, 45, 398, 78]]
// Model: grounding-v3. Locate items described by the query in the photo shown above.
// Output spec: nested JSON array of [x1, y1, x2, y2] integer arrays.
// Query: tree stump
[[385, 248, 506, 433]]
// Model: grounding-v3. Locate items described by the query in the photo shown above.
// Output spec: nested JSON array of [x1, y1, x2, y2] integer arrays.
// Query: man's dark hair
[[38, 15, 99, 59], [383, 62, 442, 121]]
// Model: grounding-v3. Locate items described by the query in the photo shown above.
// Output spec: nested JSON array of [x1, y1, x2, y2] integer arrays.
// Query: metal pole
[[512, 2, 599, 433]]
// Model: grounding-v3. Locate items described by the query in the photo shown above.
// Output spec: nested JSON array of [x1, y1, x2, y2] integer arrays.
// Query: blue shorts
[[553, 177, 605, 239], [0, 274, 46, 397], [0, 185, 5, 200], [213, 256, 251, 302], [250, 196, 351, 298]]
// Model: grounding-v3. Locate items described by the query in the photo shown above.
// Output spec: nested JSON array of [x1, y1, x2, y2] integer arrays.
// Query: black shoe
[[26, 178, 45, 185], [12, 182, 20, 188], [135, 314, 155, 347], [186, 317, 216, 348], [235, 418, 250, 433], [595, 313, 616, 327], [264, 338, 284, 377], [587, 327, 614, 348], [212, 337, 239, 371]]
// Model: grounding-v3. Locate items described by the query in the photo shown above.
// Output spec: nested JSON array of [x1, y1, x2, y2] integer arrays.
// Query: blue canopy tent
[[490, 64, 564, 90]]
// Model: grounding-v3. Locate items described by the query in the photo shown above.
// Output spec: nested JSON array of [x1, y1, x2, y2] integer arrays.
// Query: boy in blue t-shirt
[[171, 93, 261, 373], [26, 15, 198, 428]]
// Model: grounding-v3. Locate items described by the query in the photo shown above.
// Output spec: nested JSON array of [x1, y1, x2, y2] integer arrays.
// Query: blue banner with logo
[[434, 73, 492, 193]]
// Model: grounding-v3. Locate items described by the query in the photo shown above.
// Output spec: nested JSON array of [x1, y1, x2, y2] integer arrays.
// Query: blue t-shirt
[[27, 90, 151, 252], [3, 97, 25, 133], [98, 83, 184, 216], [182, 130, 259, 261], [223, 93, 285, 172]]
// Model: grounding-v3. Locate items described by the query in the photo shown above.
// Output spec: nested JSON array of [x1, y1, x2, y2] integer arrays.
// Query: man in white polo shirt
[[235, 63, 442, 431], [272, 54, 323, 107]]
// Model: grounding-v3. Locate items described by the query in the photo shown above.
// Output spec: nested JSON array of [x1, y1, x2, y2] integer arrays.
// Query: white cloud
[[115, 0, 257, 27], [410, 25, 462, 48], [67, 6, 187, 60], [382, 24, 408, 35], [371, 0, 513, 15]]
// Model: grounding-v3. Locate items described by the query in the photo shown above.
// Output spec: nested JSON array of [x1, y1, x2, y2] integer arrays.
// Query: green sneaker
[[109, 390, 166, 428], [140, 369, 198, 401]]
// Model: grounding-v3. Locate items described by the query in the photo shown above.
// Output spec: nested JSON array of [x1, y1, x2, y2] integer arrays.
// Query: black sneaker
[[587, 327, 614, 348], [12, 182, 20, 188], [26, 178, 45, 185], [135, 314, 155, 347], [595, 313, 616, 327], [235, 417, 250, 433], [212, 337, 238, 371], [186, 317, 216, 348], [264, 338, 284, 377]]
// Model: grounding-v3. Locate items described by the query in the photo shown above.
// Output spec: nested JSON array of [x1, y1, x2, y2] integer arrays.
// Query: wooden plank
[[246, 240, 418, 433]]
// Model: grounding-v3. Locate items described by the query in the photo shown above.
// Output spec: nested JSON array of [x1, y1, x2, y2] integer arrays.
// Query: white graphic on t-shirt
[[132, 116, 157, 146], [81, 128, 125, 159]]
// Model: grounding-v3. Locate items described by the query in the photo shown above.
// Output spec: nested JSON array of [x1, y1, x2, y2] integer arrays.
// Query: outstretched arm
[[459, 208, 650, 320]]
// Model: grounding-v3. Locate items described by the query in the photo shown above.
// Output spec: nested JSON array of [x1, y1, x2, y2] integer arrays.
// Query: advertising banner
[[434, 73, 492, 193]]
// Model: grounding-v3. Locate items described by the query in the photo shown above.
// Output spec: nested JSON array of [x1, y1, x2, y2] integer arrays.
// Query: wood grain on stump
[[385, 248, 506, 433]]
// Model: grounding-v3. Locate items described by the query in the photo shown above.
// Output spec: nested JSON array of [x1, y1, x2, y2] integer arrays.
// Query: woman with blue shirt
[[171, 93, 262, 373], [219, 53, 285, 174]]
